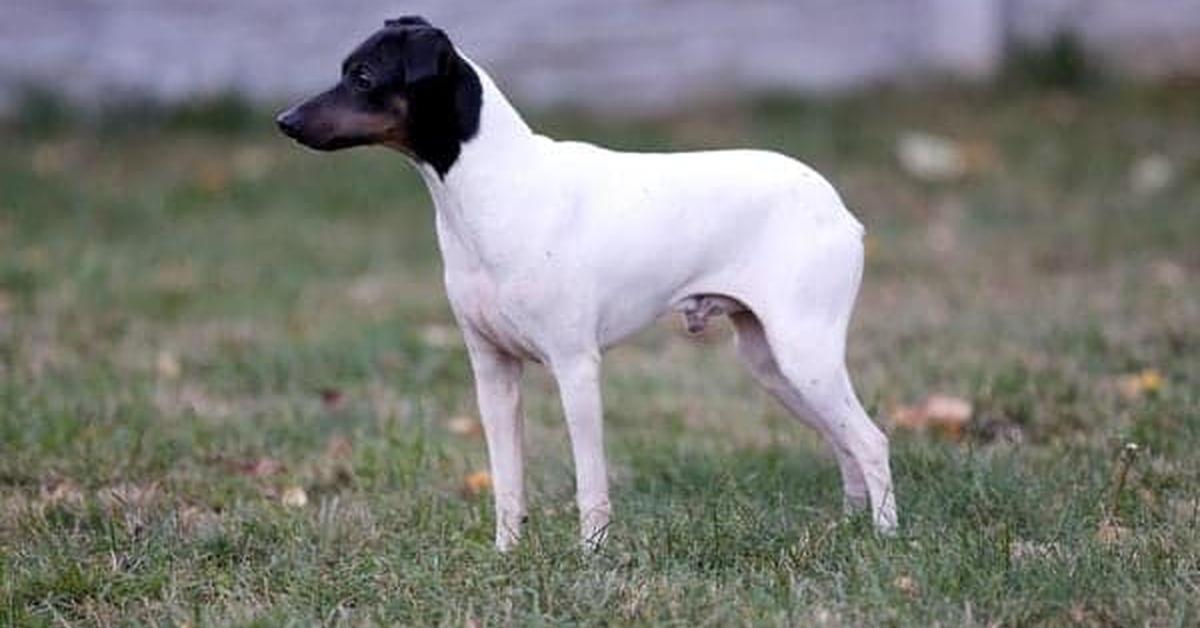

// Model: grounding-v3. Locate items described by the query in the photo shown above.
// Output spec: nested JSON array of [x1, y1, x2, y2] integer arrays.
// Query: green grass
[[1, 87, 1198, 626]]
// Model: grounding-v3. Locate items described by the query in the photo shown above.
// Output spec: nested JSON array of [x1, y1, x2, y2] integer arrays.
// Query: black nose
[[275, 110, 302, 138]]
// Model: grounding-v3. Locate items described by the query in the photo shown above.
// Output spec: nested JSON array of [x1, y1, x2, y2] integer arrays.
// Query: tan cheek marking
[[380, 95, 411, 151]]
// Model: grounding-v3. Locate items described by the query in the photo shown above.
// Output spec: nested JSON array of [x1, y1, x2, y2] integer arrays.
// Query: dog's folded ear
[[402, 27, 455, 85], [385, 15, 431, 28]]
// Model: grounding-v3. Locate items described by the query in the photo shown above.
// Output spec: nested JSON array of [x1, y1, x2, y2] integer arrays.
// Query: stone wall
[[1, 0, 1197, 114]]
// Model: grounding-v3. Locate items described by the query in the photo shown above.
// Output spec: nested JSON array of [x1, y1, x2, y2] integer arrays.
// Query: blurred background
[[3, 0, 1200, 112], [1, 1, 1198, 625]]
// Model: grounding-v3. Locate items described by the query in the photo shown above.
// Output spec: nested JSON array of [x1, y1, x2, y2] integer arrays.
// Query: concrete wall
[[1, 0, 1197, 114]]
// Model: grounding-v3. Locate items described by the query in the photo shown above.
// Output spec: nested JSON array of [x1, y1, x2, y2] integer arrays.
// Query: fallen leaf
[[40, 479, 85, 507], [177, 504, 223, 536], [893, 575, 920, 598], [1094, 519, 1129, 546], [281, 486, 309, 508], [1151, 259, 1185, 290], [1068, 603, 1089, 624], [463, 470, 492, 496], [960, 138, 998, 174], [156, 350, 181, 380], [447, 415, 482, 437], [320, 388, 347, 410], [896, 132, 967, 181], [1116, 369, 1164, 400], [890, 394, 973, 439], [152, 262, 197, 291], [864, 235, 880, 259], [420, 324, 461, 348], [230, 457, 285, 477], [1130, 153, 1173, 195], [195, 160, 231, 194]]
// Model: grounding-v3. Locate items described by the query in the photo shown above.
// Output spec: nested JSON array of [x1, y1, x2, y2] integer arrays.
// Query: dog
[[277, 16, 896, 551]]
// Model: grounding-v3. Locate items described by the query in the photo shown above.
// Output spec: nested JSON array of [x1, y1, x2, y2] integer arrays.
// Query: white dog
[[277, 16, 896, 551]]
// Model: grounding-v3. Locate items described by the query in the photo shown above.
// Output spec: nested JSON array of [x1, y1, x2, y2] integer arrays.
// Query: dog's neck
[[413, 56, 542, 266]]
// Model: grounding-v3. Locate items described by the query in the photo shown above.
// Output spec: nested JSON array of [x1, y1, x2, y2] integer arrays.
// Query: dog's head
[[275, 16, 482, 176]]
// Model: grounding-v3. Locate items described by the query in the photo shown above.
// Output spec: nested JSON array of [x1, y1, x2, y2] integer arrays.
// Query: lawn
[[1, 87, 1198, 626]]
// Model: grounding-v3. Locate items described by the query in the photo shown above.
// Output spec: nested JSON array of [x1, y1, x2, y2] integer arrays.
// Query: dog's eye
[[348, 67, 375, 92]]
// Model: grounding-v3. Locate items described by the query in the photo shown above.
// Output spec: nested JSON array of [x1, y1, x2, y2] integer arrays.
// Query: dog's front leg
[[551, 352, 611, 551], [464, 334, 526, 551]]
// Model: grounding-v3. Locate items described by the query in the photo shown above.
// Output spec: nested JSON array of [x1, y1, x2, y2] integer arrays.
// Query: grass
[[1, 86, 1198, 626]]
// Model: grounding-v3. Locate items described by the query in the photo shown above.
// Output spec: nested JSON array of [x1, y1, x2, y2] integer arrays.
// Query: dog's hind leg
[[730, 311, 869, 512], [754, 308, 897, 533], [463, 332, 527, 552]]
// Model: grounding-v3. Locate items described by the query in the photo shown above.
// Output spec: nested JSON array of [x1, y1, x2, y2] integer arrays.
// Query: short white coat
[[412, 58, 896, 550]]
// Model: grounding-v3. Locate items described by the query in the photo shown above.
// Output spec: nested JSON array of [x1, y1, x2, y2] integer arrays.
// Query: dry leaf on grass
[[447, 415, 482, 437], [863, 235, 880, 259], [195, 160, 231, 194], [896, 132, 966, 181], [320, 387, 347, 411], [893, 575, 920, 598], [228, 457, 285, 478], [1151, 259, 1185, 290], [152, 262, 197, 291], [1130, 153, 1173, 195], [420, 324, 461, 348], [40, 479, 85, 507], [1116, 369, 1164, 400], [156, 350, 181, 380], [281, 486, 309, 508], [1094, 519, 1130, 546], [890, 394, 973, 439], [463, 471, 492, 496], [1069, 603, 1091, 624], [177, 504, 223, 537]]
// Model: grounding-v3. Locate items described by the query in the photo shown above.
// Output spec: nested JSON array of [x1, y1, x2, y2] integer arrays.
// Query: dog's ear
[[385, 15, 431, 28], [402, 27, 454, 85]]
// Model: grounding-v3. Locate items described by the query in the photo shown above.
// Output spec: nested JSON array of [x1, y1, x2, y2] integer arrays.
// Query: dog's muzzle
[[275, 108, 303, 139]]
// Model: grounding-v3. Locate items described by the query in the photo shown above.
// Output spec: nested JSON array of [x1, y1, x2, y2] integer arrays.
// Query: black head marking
[[277, 16, 482, 178], [383, 20, 482, 177]]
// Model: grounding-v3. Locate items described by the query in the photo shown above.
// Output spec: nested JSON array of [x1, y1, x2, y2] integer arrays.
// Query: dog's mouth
[[275, 107, 399, 152], [285, 131, 373, 152]]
